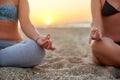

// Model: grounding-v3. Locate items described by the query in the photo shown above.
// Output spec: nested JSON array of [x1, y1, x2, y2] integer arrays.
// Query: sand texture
[[0, 28, 119, 80]]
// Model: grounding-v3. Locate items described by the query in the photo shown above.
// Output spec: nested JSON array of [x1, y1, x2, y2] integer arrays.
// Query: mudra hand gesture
[[36, 34, 56, 50], [89, 28, 102, 44]]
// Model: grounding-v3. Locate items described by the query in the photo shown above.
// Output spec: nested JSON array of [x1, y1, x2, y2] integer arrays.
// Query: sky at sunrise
[[28, 0, 91, 26]]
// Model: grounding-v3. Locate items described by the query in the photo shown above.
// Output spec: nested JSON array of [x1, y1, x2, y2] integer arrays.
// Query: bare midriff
[[102, 14, 120, 42], [0, 20, 23, 41]]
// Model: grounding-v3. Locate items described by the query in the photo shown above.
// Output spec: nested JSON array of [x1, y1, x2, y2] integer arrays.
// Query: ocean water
[[55, 23, 90, 28], [37, 22, 91, 28]]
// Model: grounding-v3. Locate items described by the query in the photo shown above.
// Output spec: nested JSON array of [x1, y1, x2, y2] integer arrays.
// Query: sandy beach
[[0, 27, 118, 80]]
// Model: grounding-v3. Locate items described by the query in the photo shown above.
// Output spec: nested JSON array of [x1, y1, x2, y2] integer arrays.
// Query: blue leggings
[[0, 39, 45, 67]]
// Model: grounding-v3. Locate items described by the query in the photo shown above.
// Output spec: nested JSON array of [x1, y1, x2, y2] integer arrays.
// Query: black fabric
[[115, 42, 120, 46], [102, 0, 119, 16]]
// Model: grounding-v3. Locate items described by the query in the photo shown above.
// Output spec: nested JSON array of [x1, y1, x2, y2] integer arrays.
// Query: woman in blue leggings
[[0, 0, 55, 67]]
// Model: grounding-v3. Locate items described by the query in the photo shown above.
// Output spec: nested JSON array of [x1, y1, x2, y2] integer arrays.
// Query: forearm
[[21, 24, 41, 41], [91, 20, 103, 33], [91, 0, 103, 33]]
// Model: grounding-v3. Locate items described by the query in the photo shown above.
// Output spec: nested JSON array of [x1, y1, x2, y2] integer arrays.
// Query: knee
[[90, 40, 100, 52], [90, 40, 105, 57], [90, 37, 113, 52], [27, 39, 46, 58], [92, 55, 101, 65], [90, 42, 103, 65], [26, 39, 46, 65]]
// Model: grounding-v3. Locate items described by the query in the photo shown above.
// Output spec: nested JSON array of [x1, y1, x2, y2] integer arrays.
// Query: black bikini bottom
[[115, 42, 120, 46]]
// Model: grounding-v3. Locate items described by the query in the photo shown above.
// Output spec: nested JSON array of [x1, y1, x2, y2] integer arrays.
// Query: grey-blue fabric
[[0, 39, 45, 67]]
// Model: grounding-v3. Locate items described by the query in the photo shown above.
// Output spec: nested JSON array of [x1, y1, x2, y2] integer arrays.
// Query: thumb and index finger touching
[[42, 34, 51, 41]]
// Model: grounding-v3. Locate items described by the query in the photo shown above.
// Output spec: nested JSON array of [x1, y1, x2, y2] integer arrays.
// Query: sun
[[45, 18, 51, 25]]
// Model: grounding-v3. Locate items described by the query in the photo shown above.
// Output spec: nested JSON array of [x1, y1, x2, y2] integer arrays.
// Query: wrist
[[35, 36, 41, 43]]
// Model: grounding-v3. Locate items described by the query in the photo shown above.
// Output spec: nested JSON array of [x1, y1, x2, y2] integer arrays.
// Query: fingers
[[42, 34, 50, 41], [38, 34, 56, 50], [95, 30, 101, 40], [92, 30, 97, 39], [47, 41, 56, 50], [40, 40, 56, 50], [91, 28, 98, 38], [41, 40, 49, 48], [46, 41, 52, 49], [45, 41, 56, 50], [90, 28, 102, 41], [40, 39, 49, 46]]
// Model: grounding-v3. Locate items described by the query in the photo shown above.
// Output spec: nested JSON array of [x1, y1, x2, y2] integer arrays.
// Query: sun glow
[[28, 0, 91, 26], [45, 18, 51, 25]]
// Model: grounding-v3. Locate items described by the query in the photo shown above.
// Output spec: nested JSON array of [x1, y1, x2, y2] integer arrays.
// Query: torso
[[101, 0, 120, 42], [0, 0, 23, 41]]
